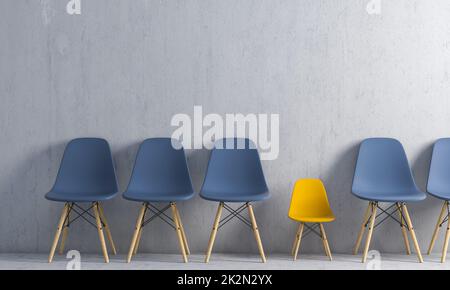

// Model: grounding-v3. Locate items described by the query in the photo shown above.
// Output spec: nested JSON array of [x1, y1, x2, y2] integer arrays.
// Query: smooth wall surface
[[1, 0, 450, 254]]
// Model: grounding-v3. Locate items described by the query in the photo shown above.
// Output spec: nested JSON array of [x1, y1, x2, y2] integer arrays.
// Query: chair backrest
[[288, 179, 333, 219], [52, 138, 118, 194], [427, 138, 450, 195], [352, 138, 418, 194], [126, 138, 193, 194], [201, 138, 268, 194]]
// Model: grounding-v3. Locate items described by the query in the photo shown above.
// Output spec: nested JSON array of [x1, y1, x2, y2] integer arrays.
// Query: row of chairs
[[290, 138, 450, 264], [350, 138, 450, 264], [46, 137, 269, 264], [45, 137, 450, 265]]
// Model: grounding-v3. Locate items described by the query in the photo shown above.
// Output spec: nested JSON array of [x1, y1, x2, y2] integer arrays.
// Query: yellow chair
[[288, 179, 335, 261]]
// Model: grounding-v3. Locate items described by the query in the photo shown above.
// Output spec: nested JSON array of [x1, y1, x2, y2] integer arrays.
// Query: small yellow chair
[[288, 179, 335, 261]]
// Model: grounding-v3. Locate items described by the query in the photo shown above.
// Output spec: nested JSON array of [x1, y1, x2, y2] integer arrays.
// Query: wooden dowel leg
[[292, 223, 304, 261], [362, 202, 377, 263], [397, 203, 411, 255], [127, 203, 147, 263], [58, 204, 72, 255], [248, 203, 267, 263], [320, 223, 332, 261], [174, 205, 190, 255], [48, 203, 69, 263], [133, 226, 143, 255], [428, 201, 447, 255], [291, 222, 301, 256], [353, 203, 372, 255], [93, 202, 109, 263], [171, 203, 188, 263], [133, 206, 147, 256], [401, 203, 423, 263], [442, 218, 450, 263], [98, 203, 117, 255], [291, 227, 298, 256], [205, 202, 223, 263]]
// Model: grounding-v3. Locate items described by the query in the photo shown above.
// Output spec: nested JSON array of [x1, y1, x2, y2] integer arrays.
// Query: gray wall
[[1, 0, 450, 255]]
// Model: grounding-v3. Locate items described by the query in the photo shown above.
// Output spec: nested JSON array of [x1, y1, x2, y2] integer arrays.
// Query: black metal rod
[[73, 203, 98, 221], [142, 204, 175, 229], [302, 223, 322, 238], [365, 203, 395, 226], [148, 203, 174, 223], [70, 207, 98, 229], [221, 203, 247, 223], [220, 204, 252, 228]]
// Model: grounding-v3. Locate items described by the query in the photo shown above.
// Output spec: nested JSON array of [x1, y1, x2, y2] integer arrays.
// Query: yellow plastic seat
[[288, 179, 335, 260], [288, 179, 335, 223]]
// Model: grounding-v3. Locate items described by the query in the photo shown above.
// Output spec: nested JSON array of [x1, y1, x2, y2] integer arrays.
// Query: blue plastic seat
[[46, 138, 118, 202], [123, 138, 194, 202], [426, 138, 450, 262], [427, 138, 450, 200], [201, 138, 269, 263], [46, 138, 118, 264], [200, 138, 269, 202], [123, 138, 194, 263], [352, 138, 426, 202], [352, 138, 425, 263]]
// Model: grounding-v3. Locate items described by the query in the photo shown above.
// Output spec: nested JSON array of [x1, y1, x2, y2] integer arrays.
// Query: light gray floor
[[0, 253, 449, 270]]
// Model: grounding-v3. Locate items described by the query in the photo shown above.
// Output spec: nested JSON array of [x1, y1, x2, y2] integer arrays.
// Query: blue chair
[[427, 138, 450, 262], [352, 138, 425, 263], [123, 138, 194, 263], [201, 138, 269, 263], [46, 138, 118, 263]]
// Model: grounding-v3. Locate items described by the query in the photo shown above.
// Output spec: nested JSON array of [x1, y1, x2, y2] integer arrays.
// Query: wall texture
[[1, 0, 450, 255]]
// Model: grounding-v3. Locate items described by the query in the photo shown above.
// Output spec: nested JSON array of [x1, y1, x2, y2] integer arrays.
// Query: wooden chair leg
[[248, 203, 267, 263], [48, 203, 69, 263], [401, 203, 423, 263], [428, 201, 447, 254], [320, 223, 332, 261], [291, 229, 297, 256], [353, 203, 372, 255], [133, 225, 143, 255], [292, 223, 304, 261], [92, 202, 109, 263], [58, 204, 72, 255], [93, 202, 109, 263], [442, 217, 450, 263], [205, 202, 224, 263], [171, 203, 188, 263], [98, 203, 117, 255], [362, 202, 377, 263], [396, 203, 411, 255], [174, 205, 190, 255], [133, 205, 147, 256], [127, 203, 147, 263]]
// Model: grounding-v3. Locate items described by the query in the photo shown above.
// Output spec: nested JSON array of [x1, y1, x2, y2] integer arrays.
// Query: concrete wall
[[1, 0, 450, 255]]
